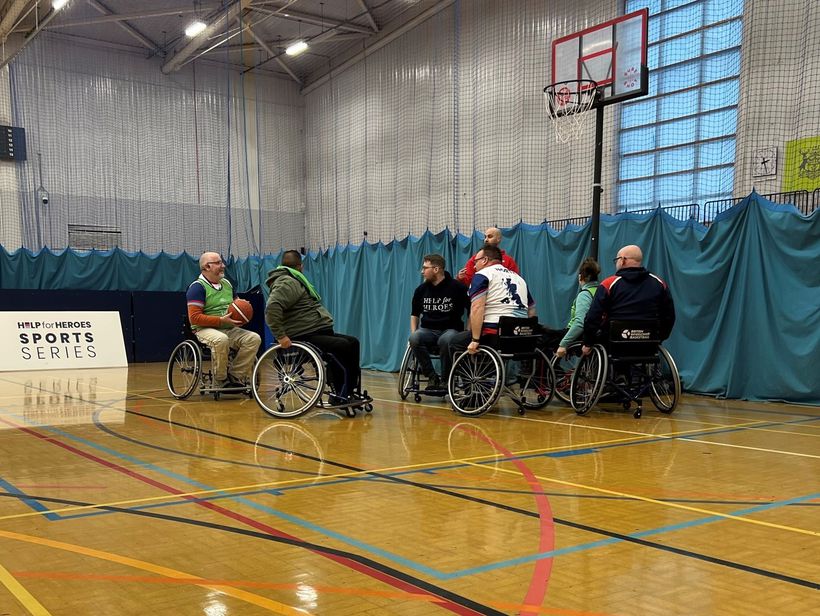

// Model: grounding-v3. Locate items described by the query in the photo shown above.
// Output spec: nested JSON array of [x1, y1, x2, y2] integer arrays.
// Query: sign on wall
[[0, 311, 128, 371], [783, 135, 820, 191]]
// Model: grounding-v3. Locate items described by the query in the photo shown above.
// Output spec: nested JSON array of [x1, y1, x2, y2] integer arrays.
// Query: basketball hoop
[[543, 79, 599, 143]]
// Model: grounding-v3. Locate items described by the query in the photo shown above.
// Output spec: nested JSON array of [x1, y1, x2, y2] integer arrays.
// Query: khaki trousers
[[194, 327, 261, 382]]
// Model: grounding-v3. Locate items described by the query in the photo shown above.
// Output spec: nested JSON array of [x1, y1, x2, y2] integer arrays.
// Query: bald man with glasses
[[582, 244, 675, 355], [187, 251, 261, 389]]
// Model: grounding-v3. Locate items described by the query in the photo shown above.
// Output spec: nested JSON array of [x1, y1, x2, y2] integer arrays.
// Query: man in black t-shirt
[[409, 254, 469, 391]]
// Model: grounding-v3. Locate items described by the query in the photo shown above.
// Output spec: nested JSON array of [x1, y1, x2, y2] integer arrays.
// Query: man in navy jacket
[[582, 244, 675, 354]]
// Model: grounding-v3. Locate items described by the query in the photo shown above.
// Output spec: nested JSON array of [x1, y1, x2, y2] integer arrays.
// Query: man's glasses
[[613, 256, 625, 264], [421, 265, 435, 271], [207, 260, 224, 266]]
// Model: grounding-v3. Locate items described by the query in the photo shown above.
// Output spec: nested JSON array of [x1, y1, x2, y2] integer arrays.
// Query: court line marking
[[0, 412, 793, 523], [0, 529, 310, 615], [0, 419, 503, 615], [463, 460, 819, 537], [682, 437, 820, 459], [0, 558, 53, 616], [375, 396, 820, 459], [2, 411, 816, 589], [8, 571, 616, 616]]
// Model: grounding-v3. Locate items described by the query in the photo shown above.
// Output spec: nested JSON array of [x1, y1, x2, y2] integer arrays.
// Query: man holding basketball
[[187, 252, 261, 389]]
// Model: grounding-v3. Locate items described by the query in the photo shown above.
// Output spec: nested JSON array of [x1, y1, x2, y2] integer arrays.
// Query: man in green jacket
[[264, 250, 362, 402]]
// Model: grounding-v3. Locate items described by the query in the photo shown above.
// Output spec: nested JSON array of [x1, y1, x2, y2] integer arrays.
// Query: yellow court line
[[0, 407, 795, 524], [465, 461, 819, 537], [0, 530, 310, 615], [684, 438, 820, 459], [0, 559, 52, 616]]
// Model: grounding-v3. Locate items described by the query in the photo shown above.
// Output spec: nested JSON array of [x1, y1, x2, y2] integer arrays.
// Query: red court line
[[421, 411, 555, 616], [1, 417, 490, 616]]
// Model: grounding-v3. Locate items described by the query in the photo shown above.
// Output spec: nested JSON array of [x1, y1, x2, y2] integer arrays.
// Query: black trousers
[[293, 328, 361, 398]]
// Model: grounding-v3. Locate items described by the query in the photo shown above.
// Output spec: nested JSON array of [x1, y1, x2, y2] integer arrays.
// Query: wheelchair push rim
[[649, 346, 681, 413], [518, 348, 556, 409], [569, 345, 608, 415], [167, 340, 201, 400], [447, 348, 504, 416], [253, 343, 326, 418]]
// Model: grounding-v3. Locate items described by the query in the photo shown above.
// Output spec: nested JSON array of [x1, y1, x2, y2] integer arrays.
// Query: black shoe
[[220, 375, 246, 389], [424, 374, 442, 392]]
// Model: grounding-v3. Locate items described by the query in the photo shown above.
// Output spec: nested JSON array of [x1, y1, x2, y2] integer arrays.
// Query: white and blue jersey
[[468, 263, 534, 334]]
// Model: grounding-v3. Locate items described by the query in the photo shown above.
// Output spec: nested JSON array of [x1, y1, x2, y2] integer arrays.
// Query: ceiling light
[[53, 0, 69, 10], [285, 40, 308, 56], [185, 20, 207, 38]]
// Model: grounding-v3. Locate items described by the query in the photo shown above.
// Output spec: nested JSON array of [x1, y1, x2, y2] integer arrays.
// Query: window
[[617, 0, 744, 211]]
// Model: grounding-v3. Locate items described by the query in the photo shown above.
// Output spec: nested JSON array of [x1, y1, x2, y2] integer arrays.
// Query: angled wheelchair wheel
[[649, 346, 682, 413], [253, 343, 325, 418], [447, 348, 504, 416], [167, 340, 202, 399], [397, 345, 417, 400], [519, 349, 556, 410], [569, 345, 608, 415], [550, 343, 583, 405]]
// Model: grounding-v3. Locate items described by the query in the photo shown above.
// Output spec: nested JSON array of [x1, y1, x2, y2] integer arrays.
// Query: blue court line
[[443, 491, 820, 579], [6, 411, 448, 580], [4, 405, 818, 583], [0, 476, 60, 521]]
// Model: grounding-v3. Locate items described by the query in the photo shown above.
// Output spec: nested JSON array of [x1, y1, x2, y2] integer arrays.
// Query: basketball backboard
[[551, 8, 649, 108]]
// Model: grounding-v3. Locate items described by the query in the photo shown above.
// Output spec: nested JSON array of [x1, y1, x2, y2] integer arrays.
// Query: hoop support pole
[[590, 104, 605, 262]]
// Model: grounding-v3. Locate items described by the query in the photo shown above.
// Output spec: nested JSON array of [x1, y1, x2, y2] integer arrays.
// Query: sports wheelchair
[[446, 316, 556, 416], [397, 344, 445, 402], [569, 320, 681, 418], [549, 341, 584, 405], [252, 341, 373, 419], [166, 320, 253, 400]]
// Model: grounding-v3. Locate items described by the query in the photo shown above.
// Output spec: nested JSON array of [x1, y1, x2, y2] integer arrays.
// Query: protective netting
[[0, 1, 818, 257], [304, 0, 820, 249], [0, 33, 305, 257]]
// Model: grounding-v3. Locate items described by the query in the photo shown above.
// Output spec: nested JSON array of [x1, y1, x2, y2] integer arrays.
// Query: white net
[[543, 79, 599, 144]]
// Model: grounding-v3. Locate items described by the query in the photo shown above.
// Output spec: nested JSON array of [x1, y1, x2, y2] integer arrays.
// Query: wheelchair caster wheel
[[518, 407, 525, 415], [633, 406, 642, 419], [414, 394, 422, 403], [345, 407, 356, 418], [364, 404, 373, 413]]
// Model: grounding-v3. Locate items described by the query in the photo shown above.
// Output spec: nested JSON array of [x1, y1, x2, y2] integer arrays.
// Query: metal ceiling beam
[[161, 0, 251, 74], [249, 4, 372, 35], [355, 0, 379, 33], [0, 0, 31, 40], [86, 0, 159, 52], [48, 5, 225, 28], [0, 4, 62, 69], [242, 20, 301, 85]]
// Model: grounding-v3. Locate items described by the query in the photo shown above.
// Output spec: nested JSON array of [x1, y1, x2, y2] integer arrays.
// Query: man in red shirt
[[457, 227, 519, 287]]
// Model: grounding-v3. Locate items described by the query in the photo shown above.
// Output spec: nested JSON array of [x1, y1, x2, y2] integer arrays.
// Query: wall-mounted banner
[[0, 311, 127, 371], [783, 135, 820, 191]]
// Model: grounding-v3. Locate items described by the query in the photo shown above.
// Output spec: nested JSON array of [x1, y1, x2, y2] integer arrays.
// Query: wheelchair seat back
[[497, 316, 541, 356], [607, 320, 661, 362]]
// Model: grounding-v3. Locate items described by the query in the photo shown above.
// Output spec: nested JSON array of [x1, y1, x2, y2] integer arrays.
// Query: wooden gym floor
[[0, 364, 817, 615]]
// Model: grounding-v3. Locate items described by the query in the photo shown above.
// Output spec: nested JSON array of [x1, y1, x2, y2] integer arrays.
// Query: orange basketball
[[227, 298, 253, 325]]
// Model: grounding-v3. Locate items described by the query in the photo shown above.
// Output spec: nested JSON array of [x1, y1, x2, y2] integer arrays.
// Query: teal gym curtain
[[1, 193, 818, 403]]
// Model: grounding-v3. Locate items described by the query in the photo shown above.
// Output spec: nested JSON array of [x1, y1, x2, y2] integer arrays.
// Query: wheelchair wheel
[[550, 343, 583, 404], [397, 345, 417, 400], [649, 346, 681, 413], [569, 345, 608, 415], [167, 340, 202, 400], [519, 349, 555, 409], [447, 348, 504, 416], [253, 343, 325, 418]]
